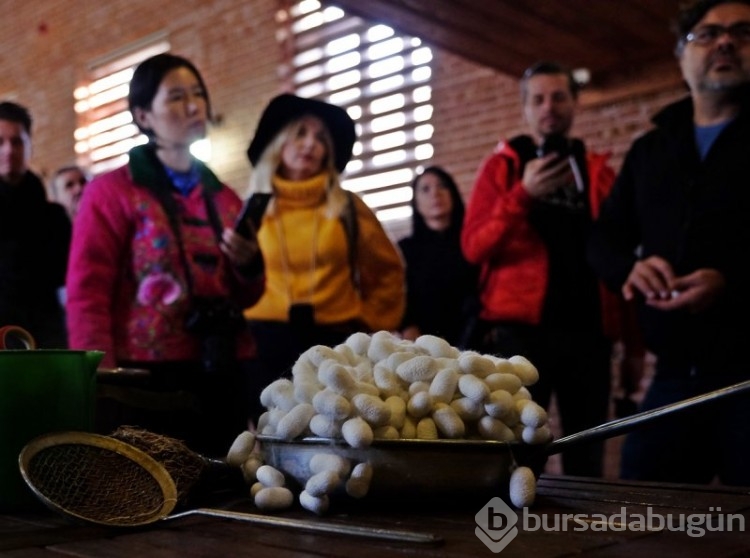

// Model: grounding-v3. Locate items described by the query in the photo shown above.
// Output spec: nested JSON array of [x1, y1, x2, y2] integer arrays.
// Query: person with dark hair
[[462, 61, 643, 477], [0, 101, 70, 348], [243, 93, 405, 392], [588, 0, 750, 485], [66, 53, 265, 456], [398, 166, 478, 348]]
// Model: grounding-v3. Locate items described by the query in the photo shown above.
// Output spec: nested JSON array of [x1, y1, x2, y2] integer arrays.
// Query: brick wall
[[2, 1, 687, 214]]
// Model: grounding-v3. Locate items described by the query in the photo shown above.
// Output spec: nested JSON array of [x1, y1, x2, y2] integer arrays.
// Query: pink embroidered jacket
[[66, 146, 264, 368]]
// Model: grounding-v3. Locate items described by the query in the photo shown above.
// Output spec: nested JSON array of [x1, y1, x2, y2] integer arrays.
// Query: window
[[277, 0, 434, 234], [73, 34, 171, 176]]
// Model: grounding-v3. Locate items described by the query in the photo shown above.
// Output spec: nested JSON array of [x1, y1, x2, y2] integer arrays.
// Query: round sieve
[[19, 431, 178, 527]]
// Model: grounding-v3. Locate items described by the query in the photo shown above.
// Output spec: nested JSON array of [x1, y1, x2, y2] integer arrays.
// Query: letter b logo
[[475, 497, 519, 553]]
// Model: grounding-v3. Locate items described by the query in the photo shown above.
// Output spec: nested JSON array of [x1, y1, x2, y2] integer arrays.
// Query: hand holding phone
[[234, 193, 272, 238]]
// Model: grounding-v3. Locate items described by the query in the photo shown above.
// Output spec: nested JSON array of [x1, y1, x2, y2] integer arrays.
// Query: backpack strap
[[339, 190, 361, 294]]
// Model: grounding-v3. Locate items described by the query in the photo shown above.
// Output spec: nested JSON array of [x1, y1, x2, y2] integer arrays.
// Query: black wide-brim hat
[[247, 93, 356, 173]]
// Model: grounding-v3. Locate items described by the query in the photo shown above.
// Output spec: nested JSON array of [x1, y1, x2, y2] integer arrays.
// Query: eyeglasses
[[685, 22, 750, 45]]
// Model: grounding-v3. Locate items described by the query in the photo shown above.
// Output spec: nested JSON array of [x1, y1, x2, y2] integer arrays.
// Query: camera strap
[[136, 144, 224, 301]]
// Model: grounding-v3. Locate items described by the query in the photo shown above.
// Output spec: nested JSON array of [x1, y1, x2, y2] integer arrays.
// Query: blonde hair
[[248, 116, 348, 218]]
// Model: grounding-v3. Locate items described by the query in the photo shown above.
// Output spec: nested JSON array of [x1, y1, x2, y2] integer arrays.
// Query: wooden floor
[[542, 349, 655, 479]]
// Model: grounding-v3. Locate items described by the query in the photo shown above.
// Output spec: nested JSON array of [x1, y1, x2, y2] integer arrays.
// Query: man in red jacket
[[462, 61, 640, 477]]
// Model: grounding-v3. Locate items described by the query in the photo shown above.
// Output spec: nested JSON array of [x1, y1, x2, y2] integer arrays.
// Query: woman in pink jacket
[[66, 53, 264, 456]]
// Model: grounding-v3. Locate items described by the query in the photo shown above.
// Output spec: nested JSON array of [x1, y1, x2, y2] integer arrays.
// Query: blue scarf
[[163, 162, 201, 195]]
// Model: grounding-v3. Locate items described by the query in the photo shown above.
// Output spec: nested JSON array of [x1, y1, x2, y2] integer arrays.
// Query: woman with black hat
[[243, 93, 405, 391]]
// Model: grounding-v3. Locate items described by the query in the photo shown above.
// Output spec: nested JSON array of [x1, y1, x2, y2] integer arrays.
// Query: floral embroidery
[[136, 272, 182, 306]]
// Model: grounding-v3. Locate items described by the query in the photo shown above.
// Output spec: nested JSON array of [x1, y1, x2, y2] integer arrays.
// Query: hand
[[220, 227, 260, 268], [647, 268, 725, 314], [521, 154, 573, 198], [622, 256, 676, 302], [401, 325, 421, 342]]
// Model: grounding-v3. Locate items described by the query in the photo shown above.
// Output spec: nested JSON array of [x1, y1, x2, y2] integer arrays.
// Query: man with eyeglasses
[[588, 0, 750, 486]]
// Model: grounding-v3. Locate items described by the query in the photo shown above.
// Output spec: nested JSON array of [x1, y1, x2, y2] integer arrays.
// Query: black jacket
[[588, 94, 750, 375], [0, 171, 71, 347]]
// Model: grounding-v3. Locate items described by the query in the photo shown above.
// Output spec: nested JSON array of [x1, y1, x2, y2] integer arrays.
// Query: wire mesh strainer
[[19, 431, 178, 527]]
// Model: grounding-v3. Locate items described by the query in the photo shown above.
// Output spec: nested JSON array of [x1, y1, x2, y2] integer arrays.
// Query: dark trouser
[[620, 372, 750, 486], [96, 360, 251, 458], [246, 320, 358, 423], [481, 322, 612, 477]]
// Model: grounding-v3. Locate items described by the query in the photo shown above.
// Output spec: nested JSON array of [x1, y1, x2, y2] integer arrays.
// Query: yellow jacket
[[244, 174, 405, 331]]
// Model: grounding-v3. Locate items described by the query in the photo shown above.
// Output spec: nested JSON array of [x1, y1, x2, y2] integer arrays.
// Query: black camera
[[184, 297, 246, 374]]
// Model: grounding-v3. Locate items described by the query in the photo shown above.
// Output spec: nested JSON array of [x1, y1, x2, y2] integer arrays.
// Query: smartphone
[[234, 193, 272, 238], [537, 134, 570, 159]]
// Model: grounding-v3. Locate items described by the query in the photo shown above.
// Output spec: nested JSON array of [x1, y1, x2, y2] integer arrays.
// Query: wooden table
[[1, 476, 748, 557]]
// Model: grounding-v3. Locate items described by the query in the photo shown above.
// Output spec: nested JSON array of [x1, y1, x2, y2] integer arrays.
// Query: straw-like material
[[109, 426, 207, 504]]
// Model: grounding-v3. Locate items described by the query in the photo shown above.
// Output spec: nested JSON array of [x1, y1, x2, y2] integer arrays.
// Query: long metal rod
[[546, 379, 750, 454], [167, 507, 443, 545]]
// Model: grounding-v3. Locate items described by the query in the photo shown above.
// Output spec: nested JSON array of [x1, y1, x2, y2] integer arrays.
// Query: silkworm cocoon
[[309, 414, 342, 438], [256, 464, 286, 487], [345, 331, 372, 355], [256, 411, 270, 433], [408, 381, 430, 395], [432, 404, 465, 438], [341, 416, 374, 448], [226, 431, 257, 467], [345, 462, 373, 498], [309, 453, 351, 478], [353, 380, 380, 397], [513, 387, 532, 402], [458, 374, 490, 402], [450, 396, 485, 421], [250, 481, 264, 498], [373, 425, 400, 439], [254, 486, 294, 511], [276, 403, 315, 440], [386, 351, 417, 371], [367, 332, 398, 363], [351, 361, 374, 383], [260, 378, 296, 411], [374, 364, 405, 398], [304, 344, 346, 366], [457, 352, 497, 378], [509, 466, 537, 508], [502, 407, 521, 427], [491, 357, 516, 375], [318, 361, 357, 395], [333, 343, 358, 365], [305, 470, 341, 497], [508, 355, 540, 386], [241, 455, 263, 483], [299, 490, 330, 515], [517, 400, 548, 428], [512, 423, 525, 440], [312, 389, 351, 420], [294, 381, 321, 404], [484, 389, 515, 419], [291, 357, 318, 383], [416, 417, 439, 439], [429, 367, 459, 404], [477, 416, 515, 441], [406, 390, 433, 418], [414, 334, 456, 358], [400, 415, 417, 439], [522, 424, 553, 445], [267, 408, 287, 429], [385, 395, 406, 429], [351, 393, 392, 427], [484, 372, 522, 394], [396, 355, 439, 383]]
